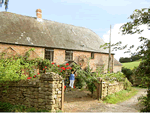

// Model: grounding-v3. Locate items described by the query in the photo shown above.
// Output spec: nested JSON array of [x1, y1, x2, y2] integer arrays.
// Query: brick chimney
[[36, 9, 42, 21]]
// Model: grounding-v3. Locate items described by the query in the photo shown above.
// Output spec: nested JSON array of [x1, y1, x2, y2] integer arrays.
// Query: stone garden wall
[[0, 72, 64, 112], [93, 78, 124, 99]]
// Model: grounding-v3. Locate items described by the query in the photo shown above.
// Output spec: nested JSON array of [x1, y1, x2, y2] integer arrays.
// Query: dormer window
[[91, 52, 94, 59]]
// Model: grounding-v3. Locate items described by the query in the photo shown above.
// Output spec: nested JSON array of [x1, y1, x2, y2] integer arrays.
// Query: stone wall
[[0, 72, 64, 112], [93, 78, 124, 99]]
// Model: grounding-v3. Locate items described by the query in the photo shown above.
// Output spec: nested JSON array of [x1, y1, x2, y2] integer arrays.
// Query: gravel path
[[64, 88, 147, 112]]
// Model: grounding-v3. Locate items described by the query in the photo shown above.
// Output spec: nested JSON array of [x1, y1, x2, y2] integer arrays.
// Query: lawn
[[102, 88, 139, 104], [122, 60, 141, 70]]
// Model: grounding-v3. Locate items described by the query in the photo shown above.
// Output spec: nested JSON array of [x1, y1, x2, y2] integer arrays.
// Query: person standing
[[69, 70, 75, 89]]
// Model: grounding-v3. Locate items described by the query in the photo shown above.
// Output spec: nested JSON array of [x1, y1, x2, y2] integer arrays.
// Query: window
[[91, 52, 94, 59], [45, 49, 54, 61], [65, 50, 73, 61]]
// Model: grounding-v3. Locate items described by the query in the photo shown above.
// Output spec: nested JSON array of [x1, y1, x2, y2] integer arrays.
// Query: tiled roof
[[114, 58, 122, 66], [0, 12, 115, 54]]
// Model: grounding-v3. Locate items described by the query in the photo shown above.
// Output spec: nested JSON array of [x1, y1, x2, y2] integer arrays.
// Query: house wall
[[0, 43, 114, 73], [113, 65, 122, 73], [53, 50, 114, 73], [0, 43, 45, 59]]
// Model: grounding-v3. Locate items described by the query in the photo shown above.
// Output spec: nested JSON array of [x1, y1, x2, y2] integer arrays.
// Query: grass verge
[[0, 101, 62, 112], [102, 88, 138, 104]]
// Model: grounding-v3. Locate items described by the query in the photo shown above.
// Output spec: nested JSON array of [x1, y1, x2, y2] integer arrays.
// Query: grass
[[102, 87, 139, 104], [0, 101, 62, 112], [122, 60, 141, 70]]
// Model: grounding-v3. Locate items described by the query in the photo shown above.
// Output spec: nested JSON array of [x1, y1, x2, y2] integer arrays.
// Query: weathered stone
[[58, 91, 61, 94], [57, 95, 61, 98], [49, 84, 54, 88], [38, 99, 44, 103], [39, 90, 45, 94], [58, 84, 61, 88]]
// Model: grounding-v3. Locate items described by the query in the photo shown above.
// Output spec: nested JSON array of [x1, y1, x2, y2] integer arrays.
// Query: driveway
[[64, 88, 147, 112]]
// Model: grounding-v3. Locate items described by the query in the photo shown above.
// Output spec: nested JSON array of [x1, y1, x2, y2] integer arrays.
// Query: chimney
[[36, 9, 42, 22]]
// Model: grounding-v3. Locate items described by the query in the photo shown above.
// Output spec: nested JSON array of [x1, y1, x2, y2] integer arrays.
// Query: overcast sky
[[0, 0, 150, 61]]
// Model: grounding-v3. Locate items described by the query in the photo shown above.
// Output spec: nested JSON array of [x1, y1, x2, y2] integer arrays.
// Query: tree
[[100, 7, 150, 111], [0, 0, 9, 11]]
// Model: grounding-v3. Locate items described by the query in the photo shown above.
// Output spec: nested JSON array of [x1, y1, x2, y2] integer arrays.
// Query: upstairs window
[[91, 52, 94, 59], [45, 49, 54, 61], [65, 50, 73, 61]]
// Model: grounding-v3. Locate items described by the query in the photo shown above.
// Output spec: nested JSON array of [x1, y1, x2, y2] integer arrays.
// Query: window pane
[[45, 49, 54, 61]]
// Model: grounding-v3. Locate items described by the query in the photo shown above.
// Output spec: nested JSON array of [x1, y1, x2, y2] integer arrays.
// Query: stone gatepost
[[39, 72, 64, 112]]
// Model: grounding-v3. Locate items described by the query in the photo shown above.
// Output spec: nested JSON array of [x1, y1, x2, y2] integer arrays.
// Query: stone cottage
[[0, 9, 122, 73]]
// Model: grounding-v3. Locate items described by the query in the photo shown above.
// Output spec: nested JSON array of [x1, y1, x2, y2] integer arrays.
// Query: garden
[[0, 48, 135, 112]]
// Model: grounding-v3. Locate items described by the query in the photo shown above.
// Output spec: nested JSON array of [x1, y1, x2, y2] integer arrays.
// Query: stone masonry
[[93, 78, 124, 99], [0, 72, 64, 112]]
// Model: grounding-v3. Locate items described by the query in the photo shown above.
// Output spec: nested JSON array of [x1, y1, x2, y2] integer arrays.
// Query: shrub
[[124, 78, 132, 91], [121, 67, 133, 84], [138, 94, 150, 112]]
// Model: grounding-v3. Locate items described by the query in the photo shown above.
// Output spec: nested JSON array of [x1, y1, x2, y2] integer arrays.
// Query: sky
[[0, 0, 150, 61]]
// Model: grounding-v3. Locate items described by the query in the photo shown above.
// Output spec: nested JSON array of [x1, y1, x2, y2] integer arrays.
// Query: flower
[[33, 75, 36, 77], [74, 86, 75, 88], [60, 70, 62, 72], [66, 67, 69, 69], [45, 66, 47, 68], [66, 67, 72, 70], [64, 86, 66, 89], [43, 69, 44, 70], [66, 63, 69, 66], [58, 65, 60, 67], [37, 73, 40, 75], [61, 67, 65, 70], [51, 62, 55, 64], [27, 77, 32, 79]]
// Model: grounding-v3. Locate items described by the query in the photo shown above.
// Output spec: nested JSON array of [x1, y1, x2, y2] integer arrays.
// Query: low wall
[[0, 72, 64, 112], [93, 78, 124, 99]]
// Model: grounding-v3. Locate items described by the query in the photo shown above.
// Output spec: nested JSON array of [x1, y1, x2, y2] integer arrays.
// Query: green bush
[[121, 67, 133, 84], [138, 94, 150, 112], [75, 77, 86, 89], [124, 78, 132, 91], [97, 71, 126, 82]]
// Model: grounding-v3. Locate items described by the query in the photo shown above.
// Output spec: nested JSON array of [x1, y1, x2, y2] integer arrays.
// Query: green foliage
[[75, 77, 86, 89], [0, 101, 50, 112], [121, 67, 133, 84], [103, 88, 138, 104], [71, 58, 99, 94], [120, 7, 150, 112], [119, 55, 141, 63], [124, 78, 132, 91], [132, 60, 150, 88], [119, 57, 132, 63], [138, 95, 150, 112], [97, 71, 126, 83], [0, 0, 9, 11]]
